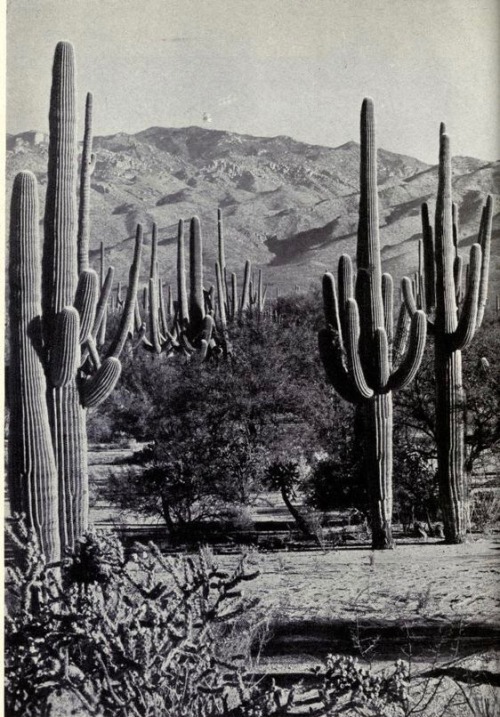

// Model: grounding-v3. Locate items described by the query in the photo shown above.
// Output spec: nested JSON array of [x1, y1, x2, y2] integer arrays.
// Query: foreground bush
[[5, 520, 261, 717]]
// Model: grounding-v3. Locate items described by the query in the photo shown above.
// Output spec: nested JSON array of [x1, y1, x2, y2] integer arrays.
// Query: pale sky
[[6, 0, 500, 164]]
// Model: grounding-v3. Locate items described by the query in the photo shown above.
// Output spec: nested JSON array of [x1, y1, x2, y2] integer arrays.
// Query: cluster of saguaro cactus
[[216, 209, 267, 322], [8, 42, 142, 560], [138, 217, 215, 360], [402, 128, 492, 544], [318, 98, 427, 549], [137, 209, 268, 361]]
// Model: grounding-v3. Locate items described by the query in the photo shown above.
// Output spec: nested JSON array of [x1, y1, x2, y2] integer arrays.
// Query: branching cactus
[[318, 98, 427, 549], [8, 42, 143, 559], [402, 130, 493, 543]]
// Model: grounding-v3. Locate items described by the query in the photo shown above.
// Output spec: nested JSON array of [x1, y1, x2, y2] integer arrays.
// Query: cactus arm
[[231, 272, 238, 320], [97, 243, 107, 347], [453, 255, 463, 305], [74, 269, 98, 344], [373, 327, 390, 391], [476, 196, 493, 328], [344, 299, 374, 399], [106, 224, 143, 358], [392, 301, 410, 367], [318, 328, 362, 403], [240, 260, 251, 313], [401, 276, 418, 317], [216, 262, 232, 356], [81, 357, 122, 408], [147, 277, 163, 354], [257, 269, 265, 314], [322, 272, 343, 339], [150, 223, 158, 280], [134, 298, 142, 334], [91, 266, 114, 340], [453, 243, 481, 351], [382, 273, 394, 345], [201, 314, 214, 344], [158, 279, 168, 337], [8, 171, 60, 560], [166, 284, 174, 317], [85, 335, 101, 370], [50, 308, 80, 387], [338, 253, 354, 299], [452, 202, 459, 255], [217, 208, 228, 308], [215, 262, 228, 330], [387, 310, 427, 391], [77, 92, 94, 274]]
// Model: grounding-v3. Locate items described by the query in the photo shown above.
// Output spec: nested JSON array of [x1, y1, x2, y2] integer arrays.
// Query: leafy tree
[[395, 319, 500, 477], [394, 318, 500, 529], [96, 302, 351, 535]]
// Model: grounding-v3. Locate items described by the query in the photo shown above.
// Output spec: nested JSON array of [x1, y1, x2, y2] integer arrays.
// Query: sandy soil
[[229, 539, 500, 626]]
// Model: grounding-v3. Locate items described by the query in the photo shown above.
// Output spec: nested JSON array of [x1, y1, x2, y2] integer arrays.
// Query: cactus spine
[[319, 99, 427, 549], [8, 42, 142, 557], [403, 131, 492, 543]]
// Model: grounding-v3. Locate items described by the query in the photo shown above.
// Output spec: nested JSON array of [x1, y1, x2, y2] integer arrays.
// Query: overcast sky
[[6, 0, 499, 164]]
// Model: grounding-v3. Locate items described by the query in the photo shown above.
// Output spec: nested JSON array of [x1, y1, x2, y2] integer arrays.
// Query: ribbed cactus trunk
[[434, 134, 467, 543], [435, 348, 467, 541], [366, 395, 393, 548], [188, 216, 205, 337], [402, 129, 491, 543], [8, 172, 61, 560], [42, 41, 88, 551], [177, 219, 189, 327], [357, 99, 393, 549], [319, 98, 427, 549], [8, 42, 142, 557]]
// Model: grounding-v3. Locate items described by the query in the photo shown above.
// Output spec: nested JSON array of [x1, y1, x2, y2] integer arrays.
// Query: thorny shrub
[[5, 518, 262, 717], [5, 519, 418, 717]]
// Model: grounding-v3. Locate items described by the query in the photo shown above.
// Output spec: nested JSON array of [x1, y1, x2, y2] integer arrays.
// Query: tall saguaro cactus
[[8, 41, 142, 559], [9, 173, 61, 560], [319, 98, 427, 549], [403, 130, 492, 543]]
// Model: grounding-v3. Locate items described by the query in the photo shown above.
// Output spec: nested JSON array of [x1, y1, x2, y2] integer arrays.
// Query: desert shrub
[[392, 448, 440, 529], [96, 313, 346, 534], [394, 319, 500, 481], [5, 519, 262, 717], [224, 653, 411, 716], [306, 455, 367, 515], [470, 491, 500, 533]]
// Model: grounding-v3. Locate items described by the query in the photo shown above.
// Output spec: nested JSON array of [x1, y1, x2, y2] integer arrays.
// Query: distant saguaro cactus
[[8, 42, 142, 559], [319, 98, 427, 549], [402, 129, 492, 543]]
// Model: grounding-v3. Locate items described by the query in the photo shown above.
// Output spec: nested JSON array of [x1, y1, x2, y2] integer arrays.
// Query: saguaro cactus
[[8, 172, 60, 560], [8, 42, 142, 558], [319, 98, 427, 549], [402, 130, 492, 543]]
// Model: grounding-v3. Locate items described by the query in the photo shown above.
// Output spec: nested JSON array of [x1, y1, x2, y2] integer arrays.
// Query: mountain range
[[6, 125, 500, 306]]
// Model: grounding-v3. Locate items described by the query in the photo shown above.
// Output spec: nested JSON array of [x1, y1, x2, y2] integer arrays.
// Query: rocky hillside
[[6, 125, 500, 305]]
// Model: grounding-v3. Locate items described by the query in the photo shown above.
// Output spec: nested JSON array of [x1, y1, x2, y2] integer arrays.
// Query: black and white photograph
[[4, 0, 500, 714]]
